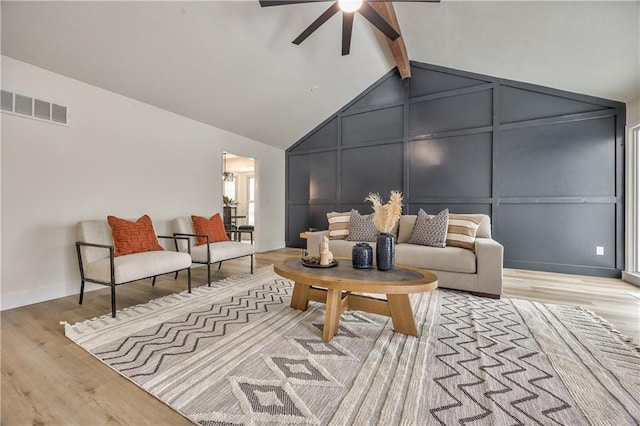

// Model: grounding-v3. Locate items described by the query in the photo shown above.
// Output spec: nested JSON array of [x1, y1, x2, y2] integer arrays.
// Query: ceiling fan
[[259, 0, 440, 56]]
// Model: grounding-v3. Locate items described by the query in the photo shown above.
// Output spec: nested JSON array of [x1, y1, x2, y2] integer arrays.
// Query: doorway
[[222, 152, 256, 243]]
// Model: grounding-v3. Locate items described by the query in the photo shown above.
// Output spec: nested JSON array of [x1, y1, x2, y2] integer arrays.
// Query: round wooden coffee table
[[274, 258, 438, 342]]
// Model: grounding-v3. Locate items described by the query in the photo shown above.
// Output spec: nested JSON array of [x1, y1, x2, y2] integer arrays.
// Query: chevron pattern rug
[[64, 266, 640, 425]]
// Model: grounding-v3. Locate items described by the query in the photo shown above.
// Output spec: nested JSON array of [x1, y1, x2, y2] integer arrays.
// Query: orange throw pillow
[[107, 215, 164, 257], [191, 214, 230, 245]]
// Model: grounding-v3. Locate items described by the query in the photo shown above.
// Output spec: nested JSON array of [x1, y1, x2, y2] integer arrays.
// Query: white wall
[[627, 96, 640, 126], [0, 56, 286, 310]]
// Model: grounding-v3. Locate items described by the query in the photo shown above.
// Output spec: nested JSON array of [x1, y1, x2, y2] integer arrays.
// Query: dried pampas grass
[[365, 190, 403, 234]]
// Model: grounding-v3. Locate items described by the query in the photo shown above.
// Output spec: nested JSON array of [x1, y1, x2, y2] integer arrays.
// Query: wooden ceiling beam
[[370, 2, 411, 79]]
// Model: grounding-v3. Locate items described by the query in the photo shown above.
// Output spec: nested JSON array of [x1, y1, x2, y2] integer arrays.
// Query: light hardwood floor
[[2, 247, 639, 425]]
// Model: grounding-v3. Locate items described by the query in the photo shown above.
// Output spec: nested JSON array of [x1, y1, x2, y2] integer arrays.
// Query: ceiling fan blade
[[259, 0, 332, 6], [342, 12, 354, 56], [359, 2, 400, 41], [292, 2, 340, 45]]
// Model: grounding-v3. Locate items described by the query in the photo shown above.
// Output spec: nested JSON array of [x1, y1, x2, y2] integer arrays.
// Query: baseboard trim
[[504, 260, 621, 278], [622, 271, 640, 287], [1, 282, 102, 311]]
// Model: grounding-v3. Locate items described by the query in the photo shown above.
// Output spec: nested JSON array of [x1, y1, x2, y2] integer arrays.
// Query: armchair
[[172, 216, 254, 286], [76, 219, 192, 318]]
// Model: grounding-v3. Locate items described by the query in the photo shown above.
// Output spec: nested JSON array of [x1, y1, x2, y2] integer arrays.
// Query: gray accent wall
[[286, 62, 626, 278]]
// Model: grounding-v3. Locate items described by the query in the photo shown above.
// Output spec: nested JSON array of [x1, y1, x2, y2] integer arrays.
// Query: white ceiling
[[2, 1, 638, 150]]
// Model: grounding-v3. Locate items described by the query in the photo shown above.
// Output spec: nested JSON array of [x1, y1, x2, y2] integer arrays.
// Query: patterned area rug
[[64, 266, 640, 425]]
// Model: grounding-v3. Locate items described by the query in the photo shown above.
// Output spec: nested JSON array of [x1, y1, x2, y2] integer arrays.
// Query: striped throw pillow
[[446, 214, 484, 251], [327, 211, 350, 240]]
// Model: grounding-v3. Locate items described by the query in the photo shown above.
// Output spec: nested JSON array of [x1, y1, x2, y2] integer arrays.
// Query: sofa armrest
[[306, 230, 330, 257], [475, 238, 504, 297]]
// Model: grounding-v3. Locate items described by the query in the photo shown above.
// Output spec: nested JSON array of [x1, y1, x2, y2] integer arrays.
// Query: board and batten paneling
[[286, 61, 625, 277]]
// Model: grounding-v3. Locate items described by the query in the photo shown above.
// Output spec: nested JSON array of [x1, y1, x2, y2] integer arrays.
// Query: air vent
[[1, 90, 13, 111], [15, 94, 33, 116], [0, 89, 69, 126], [52, 104, 67, 123], [34, 99, 51, 120]]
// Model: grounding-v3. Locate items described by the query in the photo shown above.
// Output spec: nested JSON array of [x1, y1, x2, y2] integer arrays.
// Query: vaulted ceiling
[[2, 1, 638, 150]]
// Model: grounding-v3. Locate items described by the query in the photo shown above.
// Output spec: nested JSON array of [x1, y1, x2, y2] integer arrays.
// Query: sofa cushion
[[346, 210, 378, 242], [327, 211, 350, 240], [190, 241, 254, 263], [447, 214, 484, 251], [84, 251, 191, 284], [191, 213, 229, 245], [395, 243, 477, 274], [397, 215, 417, 244], [107, 215, 163, 257], [408, 209, 449, 247]]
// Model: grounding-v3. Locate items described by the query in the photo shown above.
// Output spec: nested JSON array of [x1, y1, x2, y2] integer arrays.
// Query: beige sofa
[[306, 214, 504, 297]]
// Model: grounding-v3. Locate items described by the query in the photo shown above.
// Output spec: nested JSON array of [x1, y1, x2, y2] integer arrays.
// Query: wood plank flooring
[[2, 247, 638, 425]]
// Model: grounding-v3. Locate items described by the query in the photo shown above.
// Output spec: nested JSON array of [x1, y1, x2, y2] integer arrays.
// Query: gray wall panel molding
[[409, 197, 494, 204], [408, 83, 495, 105], [491, 84, 500, 218], [340, 138, 405, 150], [500, 109, 620, 131], [288, 146, 339, 156], [342, 105, 404, 145], [409, 90, 493, 136], [614, 108, 626, 270], [499, 117, 616, 198], [409, 61, 622, 108], [286, 60, 626, 277], [497, 81, 622, 109], [409, 65, 490, 98], [500, 86, 613, 124], [408, 126, 494, 142], [408, 204, 492, 216], [337, 68, 401, 115], [289, 117, 338, 152], [288, 114, 339, 153], [341, 102, 405, 118], [344, 74, 405, 115], [408, 133, 493, 198], [499, 197, 618, 204]]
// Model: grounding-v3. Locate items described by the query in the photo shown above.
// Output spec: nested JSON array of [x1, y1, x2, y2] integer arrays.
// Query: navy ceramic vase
[[352, 243, 373, 269], [376, 233, 395, 271]]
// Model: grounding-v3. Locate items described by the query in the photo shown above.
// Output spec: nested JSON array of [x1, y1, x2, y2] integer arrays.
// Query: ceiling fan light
[[338, 0, 363, 13]]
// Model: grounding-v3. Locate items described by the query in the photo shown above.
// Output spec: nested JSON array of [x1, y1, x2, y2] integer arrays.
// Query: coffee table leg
[[387, 294, 418, 337], [290, 282, 310, 311], [323, 288, 342, 342]]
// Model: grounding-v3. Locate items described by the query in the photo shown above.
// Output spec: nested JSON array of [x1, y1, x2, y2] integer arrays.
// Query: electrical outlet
[[596, 246, 604, 256]]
